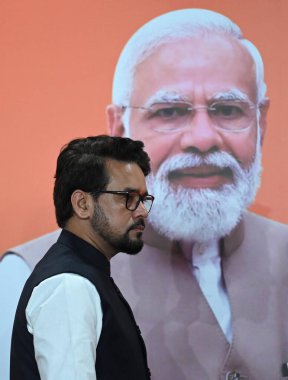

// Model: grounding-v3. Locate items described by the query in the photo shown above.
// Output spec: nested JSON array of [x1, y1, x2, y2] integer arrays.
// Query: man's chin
[[149, 215, 238, 243], [122, 239, 144, 255], [147, 186, 247, 243]]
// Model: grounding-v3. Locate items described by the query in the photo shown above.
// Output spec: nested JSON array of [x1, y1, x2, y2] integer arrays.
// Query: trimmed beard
[[146, 135, 262, 243], [91, 204, 144, 255]]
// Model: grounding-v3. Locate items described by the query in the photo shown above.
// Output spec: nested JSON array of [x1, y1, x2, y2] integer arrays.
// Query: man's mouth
[[129, 220, 145, 232], [167, 165, 233, 188]]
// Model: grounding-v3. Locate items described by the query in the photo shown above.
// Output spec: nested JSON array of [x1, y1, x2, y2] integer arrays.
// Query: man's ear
[[106, 104, 125, 137], [71, 190, 92, 220], [259, 98, 270, 145]]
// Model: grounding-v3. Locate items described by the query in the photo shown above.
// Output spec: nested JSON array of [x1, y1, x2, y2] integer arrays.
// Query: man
[[106, 9, 288, 380], [10, 135, 153, 380], [4, 8, 288, 380]]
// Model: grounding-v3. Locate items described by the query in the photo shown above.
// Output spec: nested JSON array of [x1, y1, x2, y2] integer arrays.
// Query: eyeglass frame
[[90, 190, 154, 213], [121, 100, 263, 133]]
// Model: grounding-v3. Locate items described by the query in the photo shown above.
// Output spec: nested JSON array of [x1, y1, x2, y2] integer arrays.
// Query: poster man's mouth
[[167, 166, 233, 188]]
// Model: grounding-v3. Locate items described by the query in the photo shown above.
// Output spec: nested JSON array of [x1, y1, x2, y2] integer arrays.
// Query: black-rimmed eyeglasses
[[91, 190, 154, 213]]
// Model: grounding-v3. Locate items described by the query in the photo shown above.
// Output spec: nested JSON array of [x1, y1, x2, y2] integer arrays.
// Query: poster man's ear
[[259, 98, 270, 145], [106, 104, 125, 137]]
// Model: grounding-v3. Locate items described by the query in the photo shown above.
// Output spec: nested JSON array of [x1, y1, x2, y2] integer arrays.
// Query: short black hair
[[53, 135, 151, 228]]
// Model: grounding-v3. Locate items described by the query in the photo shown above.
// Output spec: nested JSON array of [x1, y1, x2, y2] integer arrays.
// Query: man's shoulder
[[243, 211, 288, 236], [234, 211, 288, 256], [7, 229, 61, 269]]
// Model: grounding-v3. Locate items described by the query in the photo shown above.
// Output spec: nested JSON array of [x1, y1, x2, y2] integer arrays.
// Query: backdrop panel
[[0, 0, 287, 254]]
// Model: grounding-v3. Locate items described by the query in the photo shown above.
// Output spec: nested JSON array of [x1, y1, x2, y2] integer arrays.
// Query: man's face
[[91, 160, 149, 255], [129, 34, 262, 175], [108, 34, 269, 242]]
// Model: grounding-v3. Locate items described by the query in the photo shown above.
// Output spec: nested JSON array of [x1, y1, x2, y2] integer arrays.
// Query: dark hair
[[53, 135, 151, 228]]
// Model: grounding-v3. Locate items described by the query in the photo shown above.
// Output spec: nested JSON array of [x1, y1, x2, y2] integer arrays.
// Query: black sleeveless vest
[[11, 229, 151, 380]]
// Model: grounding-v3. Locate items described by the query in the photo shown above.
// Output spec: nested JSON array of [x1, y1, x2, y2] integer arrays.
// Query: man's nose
[[132, 201, 149, 219], [179, 109, 223, 154]]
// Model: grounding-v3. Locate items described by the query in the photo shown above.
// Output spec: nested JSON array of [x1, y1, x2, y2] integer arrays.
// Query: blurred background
[[1, 0, 287, 254]]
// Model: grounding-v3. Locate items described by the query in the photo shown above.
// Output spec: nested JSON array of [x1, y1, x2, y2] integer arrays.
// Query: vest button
[[226, 371, 241, 380]]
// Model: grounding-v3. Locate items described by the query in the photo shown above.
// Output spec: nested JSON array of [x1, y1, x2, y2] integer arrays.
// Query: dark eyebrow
[[123, 187, 148, 196], [122, 187, 138, 192]]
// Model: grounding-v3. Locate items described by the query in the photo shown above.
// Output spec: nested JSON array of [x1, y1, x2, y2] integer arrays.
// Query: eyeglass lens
[[143, 101, 257, 132], [126, 193, 153, 212]]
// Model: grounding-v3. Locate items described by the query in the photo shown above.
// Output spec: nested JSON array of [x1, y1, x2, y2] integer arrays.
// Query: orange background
[[1, 0, 287, 255]]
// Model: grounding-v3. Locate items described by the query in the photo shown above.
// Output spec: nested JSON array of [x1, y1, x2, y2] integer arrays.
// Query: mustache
[[154, 152, 244, 180], [128, 219, 145, 232]]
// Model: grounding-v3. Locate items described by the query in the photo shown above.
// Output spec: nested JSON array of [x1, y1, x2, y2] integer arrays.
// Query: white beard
[[146, 140, 262, 243]]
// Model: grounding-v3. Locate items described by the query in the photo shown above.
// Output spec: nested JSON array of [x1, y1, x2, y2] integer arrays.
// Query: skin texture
[[67, 160, 149, 259], [107, 34, 269, 190]]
